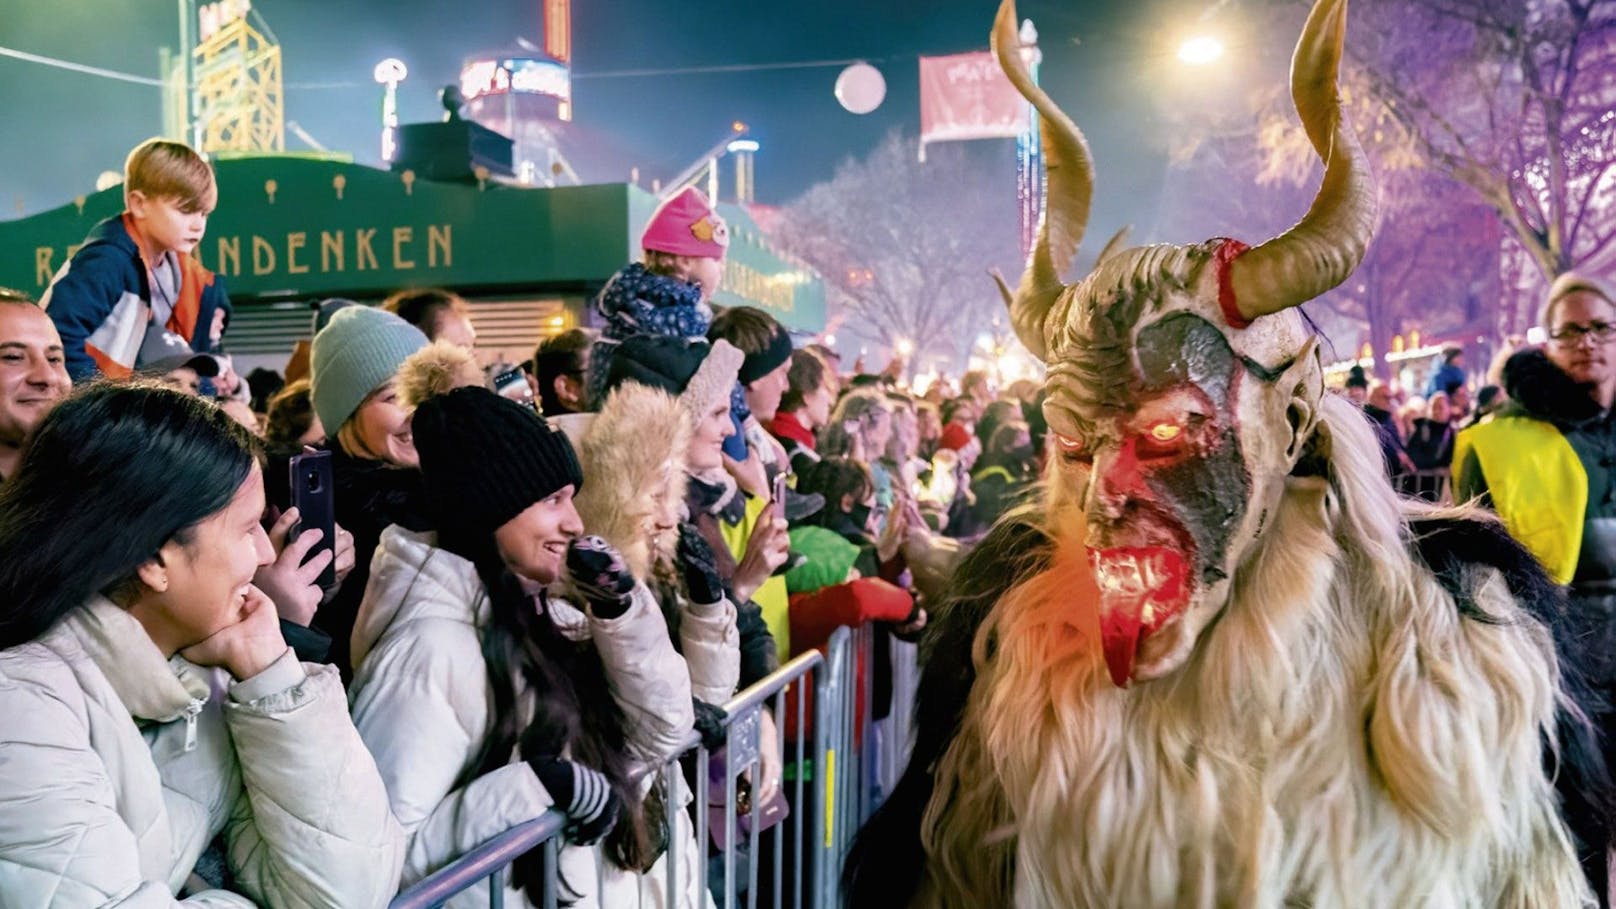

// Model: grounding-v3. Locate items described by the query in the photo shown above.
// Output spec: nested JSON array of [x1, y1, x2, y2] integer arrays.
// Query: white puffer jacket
[[0, 597, 406, 907], [349, 526, 718, 908]]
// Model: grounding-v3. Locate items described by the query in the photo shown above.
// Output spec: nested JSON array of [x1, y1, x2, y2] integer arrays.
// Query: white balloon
[[835, 62, 886, 115]]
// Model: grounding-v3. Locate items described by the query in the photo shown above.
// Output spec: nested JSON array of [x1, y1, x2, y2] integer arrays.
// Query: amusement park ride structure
[[165, 0, 284, 155]]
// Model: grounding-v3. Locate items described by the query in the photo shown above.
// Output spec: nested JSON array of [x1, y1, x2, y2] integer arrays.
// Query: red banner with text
[[919, 51, 1029, 148]]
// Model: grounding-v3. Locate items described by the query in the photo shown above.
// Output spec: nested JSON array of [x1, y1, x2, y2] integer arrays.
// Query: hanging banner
[[918, 51, 1029, 149]]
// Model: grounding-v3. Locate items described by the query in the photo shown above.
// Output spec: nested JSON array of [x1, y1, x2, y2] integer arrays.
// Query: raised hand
[[677, 525, 727, 606], [179, 585, 289, 682], [566, 535, 637, 619], [253, 507, 331, 626]]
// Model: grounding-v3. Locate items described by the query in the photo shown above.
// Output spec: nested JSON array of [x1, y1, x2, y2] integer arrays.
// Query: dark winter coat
[[585, 263, 712, 408], [319, 443, 433, 678], [1404, 417, 1456, 471], [1362, 403, 1410, 478]]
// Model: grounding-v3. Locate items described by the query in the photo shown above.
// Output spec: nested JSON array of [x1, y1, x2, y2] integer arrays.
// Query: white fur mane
[[919, 394, 1590, 908]]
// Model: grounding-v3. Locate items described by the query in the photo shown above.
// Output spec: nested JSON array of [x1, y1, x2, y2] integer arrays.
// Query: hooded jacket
[[0, 597, 405, 906], [568, 382, 740, 704], [347, 526, 707, 909], [41, 214, 231, 382]]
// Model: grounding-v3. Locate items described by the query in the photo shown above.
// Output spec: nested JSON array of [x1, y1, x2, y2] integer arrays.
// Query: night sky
[[0, 0, 1259, 247]]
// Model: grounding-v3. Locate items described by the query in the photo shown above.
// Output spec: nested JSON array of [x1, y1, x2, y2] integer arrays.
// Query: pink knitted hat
[[641, 187, 730, 259]]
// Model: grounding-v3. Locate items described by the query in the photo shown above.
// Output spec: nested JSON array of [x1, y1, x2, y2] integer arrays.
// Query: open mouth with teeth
[[1089, 545, 1191, 687]]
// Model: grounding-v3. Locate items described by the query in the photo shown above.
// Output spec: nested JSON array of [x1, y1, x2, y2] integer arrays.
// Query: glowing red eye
[[1148, 422, 1182, 443]]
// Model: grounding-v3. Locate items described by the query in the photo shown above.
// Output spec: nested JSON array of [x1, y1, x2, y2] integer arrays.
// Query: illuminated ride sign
[[198, 0, 251, 42], [460, 57, 571, 103]]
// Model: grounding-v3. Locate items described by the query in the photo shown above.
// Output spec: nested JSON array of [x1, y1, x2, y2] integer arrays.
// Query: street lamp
[[374, 58, 408, 163], [1177, 35, 1225, 65]]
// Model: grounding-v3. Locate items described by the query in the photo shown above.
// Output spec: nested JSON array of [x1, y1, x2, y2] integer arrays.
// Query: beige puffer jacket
[[349, 526, 712, 908], [0, 596, 406, 907]]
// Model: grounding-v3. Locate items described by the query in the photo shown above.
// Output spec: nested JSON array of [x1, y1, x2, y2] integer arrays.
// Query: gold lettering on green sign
[[356, 228, 379, 271], [35, 248, 52, 286], [252, 236, 276, 276], [287, 232, 309, 275], [393, 226, 415, 270], [321, 231, 344, 273], [429, 225, 452, 268], [723, 260, 795, 313], [218, 237, 241, 277]]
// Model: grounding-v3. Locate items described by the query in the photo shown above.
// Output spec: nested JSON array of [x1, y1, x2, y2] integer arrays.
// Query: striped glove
[[529, 756, 620, 846]]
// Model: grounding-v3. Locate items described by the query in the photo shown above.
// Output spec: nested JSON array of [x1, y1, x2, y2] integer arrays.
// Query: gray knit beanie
[[310, 305, 429, 433]]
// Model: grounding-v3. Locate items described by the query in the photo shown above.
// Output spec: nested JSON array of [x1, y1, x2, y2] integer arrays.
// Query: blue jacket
[[1425, 362, 1466, 397], [40, 214, 231, 382]]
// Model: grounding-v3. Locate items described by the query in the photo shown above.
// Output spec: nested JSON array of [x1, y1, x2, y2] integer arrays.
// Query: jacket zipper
[[182, 698, 204, 752]]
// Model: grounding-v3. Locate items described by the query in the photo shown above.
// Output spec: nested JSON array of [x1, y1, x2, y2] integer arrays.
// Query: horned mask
[[993, 0, 1376, 686]]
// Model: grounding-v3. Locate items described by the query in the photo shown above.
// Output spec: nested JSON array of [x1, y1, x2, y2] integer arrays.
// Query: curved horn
[[992, 0, 1094, 360], [1228, 0, 1376, 323], [989, 268, 1014, 308], [1093, 225, 1132, 271]]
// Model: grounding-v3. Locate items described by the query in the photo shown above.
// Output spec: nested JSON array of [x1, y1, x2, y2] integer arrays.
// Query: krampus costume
[[845, 0, 1613, 905]]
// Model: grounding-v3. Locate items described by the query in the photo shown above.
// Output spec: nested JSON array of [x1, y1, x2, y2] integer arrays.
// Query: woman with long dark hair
[[0, 383, 403, 905], [348, 386, 705, 907]]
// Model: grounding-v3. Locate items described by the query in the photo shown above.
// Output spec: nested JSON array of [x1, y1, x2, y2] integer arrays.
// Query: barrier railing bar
[[541, 839, 557, 909], [389, 646, 832, 909]]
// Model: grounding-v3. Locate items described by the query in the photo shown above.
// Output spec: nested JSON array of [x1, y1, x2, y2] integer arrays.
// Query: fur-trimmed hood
[[573, 382, 691, 580], [1502, 346, 1606, 425]]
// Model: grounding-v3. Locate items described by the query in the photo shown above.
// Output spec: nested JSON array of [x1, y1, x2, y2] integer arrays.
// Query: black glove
[[677, 525, 727, 606], [529, 755, 621, 846], [567, 535, 636, 619], [692, 697, 729, 750]]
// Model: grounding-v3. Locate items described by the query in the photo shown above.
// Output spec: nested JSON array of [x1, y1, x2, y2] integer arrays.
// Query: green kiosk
[[0, 155, 825, 374]]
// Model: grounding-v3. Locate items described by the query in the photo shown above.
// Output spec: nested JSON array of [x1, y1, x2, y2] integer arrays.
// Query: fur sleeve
[[843, 515, 1052, 906]]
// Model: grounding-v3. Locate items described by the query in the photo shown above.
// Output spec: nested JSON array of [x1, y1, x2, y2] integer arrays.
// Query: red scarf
[[768, 410, 816, 451]]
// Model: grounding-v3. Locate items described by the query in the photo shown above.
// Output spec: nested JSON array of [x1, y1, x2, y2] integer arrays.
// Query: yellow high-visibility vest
[[1454, 416, 1586, 585], [720, 493, 791, 663]]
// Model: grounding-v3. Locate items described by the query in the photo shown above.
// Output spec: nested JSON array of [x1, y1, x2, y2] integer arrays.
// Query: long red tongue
[[1100, 603, 1143, 688]]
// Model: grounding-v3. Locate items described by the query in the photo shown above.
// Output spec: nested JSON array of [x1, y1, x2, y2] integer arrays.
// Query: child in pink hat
[[587, 187, 730, 409]]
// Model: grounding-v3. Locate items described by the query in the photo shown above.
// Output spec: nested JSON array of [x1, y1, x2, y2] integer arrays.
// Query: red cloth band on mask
[[1213, 238, 1252, 330]]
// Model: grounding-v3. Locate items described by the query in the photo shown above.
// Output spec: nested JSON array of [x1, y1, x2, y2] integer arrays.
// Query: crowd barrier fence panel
[[390, 625, 880, 909]]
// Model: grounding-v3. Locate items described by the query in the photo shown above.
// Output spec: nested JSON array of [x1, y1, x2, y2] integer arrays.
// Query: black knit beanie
[[411, 386, 583, 534], [737, 326, 793, 385]]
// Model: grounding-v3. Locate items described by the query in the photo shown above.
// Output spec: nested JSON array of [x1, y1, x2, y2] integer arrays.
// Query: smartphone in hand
[[771, 471, 792, 523], [288, 450, 337, 589], [493, 367, 536, 411]]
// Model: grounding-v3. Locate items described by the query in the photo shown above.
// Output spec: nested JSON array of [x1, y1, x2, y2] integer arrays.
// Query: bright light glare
[[1177, 36, 1224, 65], [895, 338, 915, 357]]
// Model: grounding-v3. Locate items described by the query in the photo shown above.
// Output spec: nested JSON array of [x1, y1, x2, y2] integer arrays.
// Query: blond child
[[41, 138, 230, 381]]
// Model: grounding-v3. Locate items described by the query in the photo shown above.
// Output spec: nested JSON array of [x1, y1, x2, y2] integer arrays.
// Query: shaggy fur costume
[[846, 395, 1612, 907]]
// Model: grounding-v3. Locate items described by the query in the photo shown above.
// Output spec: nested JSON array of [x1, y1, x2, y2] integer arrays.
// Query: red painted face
[[1050, 313, 1252, 687]]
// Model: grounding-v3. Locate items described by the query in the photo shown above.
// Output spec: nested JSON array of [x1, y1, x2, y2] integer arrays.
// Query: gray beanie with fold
[[310, 305, 429, 433]]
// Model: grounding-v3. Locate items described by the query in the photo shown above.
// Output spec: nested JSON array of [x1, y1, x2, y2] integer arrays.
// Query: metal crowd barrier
[[1401, 468, 1453, 503], [391, 624, 883, 909]]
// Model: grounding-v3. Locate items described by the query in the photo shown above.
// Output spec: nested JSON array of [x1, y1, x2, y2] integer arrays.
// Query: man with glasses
[[1454, 270, 1616, 899], [533, 327, 595, 416]]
